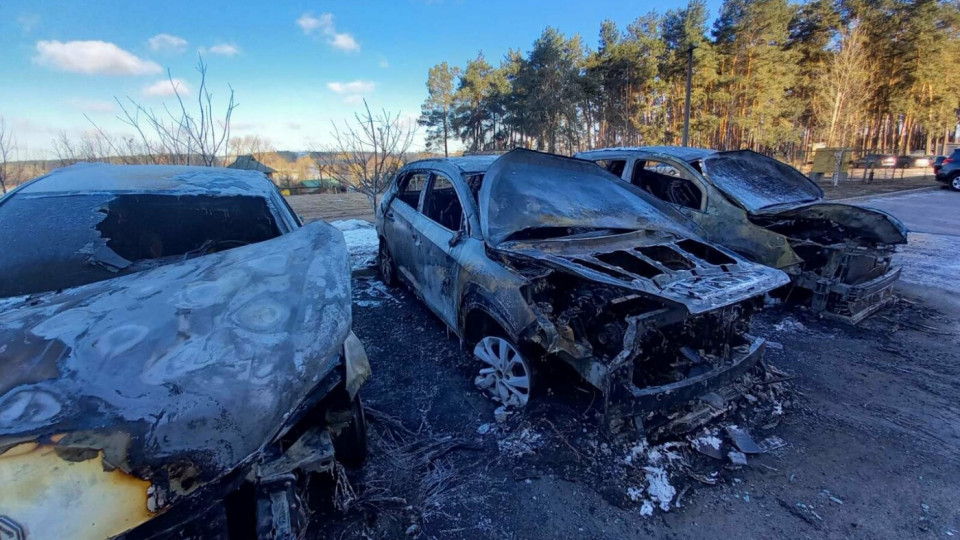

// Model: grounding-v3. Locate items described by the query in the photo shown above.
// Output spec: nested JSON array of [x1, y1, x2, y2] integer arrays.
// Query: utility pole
[[682, 44, 695, 147]]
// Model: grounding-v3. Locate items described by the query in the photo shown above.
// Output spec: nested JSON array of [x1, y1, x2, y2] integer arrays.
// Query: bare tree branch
[[102, 54, 237, 166], [315, 100, 418, 215]]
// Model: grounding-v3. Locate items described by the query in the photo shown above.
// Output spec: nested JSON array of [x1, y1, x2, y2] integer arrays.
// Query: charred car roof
[[578, 146, 718, 162], [403, 154, 501, 175], [6, 162, 283, 199]]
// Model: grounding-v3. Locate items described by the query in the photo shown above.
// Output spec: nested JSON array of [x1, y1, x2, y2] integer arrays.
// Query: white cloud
[[327, 80, 374, 104], [34, 40, 162, 76], [148, 33, 188, 53], [327, 80, 375, 94], [205, 43, 240, 56], [17, 14, 40, 36], [297, 12, 360, 52], [143, 78, 190, 97], [330, 33, 359, 52], [297, 12, 333, 33], [66, 98, 116, 113]]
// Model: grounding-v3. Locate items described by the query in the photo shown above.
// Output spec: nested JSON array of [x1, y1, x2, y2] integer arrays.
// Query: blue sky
[[0, 0, 723, 157]]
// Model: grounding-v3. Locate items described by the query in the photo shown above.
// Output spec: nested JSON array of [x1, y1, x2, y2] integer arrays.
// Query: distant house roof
[[227, 155, 277, 174]]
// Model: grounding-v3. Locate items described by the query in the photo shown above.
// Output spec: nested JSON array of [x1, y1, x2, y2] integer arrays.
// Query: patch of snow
[[352, 277, 397, 308], [639, 500, 655, 516], [624, 440, 649, 465], [497, 428, 542, 458], [643, 466, 676, 511], [692, 434, 723, 458], [894, 232, 960, 291], [728, 450, 748, 465], [774, 317, 806, 332], [331, 219, 378, 270]]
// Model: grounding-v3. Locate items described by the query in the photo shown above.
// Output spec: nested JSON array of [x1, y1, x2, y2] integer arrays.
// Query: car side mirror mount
[[448, 228, 463, 247]]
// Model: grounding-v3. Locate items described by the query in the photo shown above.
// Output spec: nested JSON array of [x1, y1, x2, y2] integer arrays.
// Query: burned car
[[577, 147, 908, 323], [0, 164, 370, 539], [376, 149, 788, 430]]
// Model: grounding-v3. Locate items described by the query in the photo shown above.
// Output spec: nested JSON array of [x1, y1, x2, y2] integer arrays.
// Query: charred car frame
[[577, 147, 908, 323], [376, 149, 789, 430], [0, 164, 370, 539]]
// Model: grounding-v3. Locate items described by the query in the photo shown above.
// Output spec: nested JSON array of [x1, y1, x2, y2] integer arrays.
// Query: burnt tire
[[378, 240, 397, 287], [332, 394, 367, 468]]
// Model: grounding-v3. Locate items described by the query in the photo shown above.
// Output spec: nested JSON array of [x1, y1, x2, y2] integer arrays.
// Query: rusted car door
[[382, 171, 429, 287], [407, 171, 466, 328]]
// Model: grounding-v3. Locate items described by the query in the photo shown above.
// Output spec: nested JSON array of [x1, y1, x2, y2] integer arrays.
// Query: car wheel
[[473, 336, 532, 408], [951, 175, 960, 191], [332, 394, 367, 468], [378, 240, 397, 286]]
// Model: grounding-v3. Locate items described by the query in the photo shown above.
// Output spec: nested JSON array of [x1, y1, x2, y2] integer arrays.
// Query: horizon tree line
[[419, 0, 960, 162]]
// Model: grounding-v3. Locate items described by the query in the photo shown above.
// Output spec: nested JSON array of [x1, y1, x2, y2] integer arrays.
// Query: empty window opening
[[595, 159, 627, 177], [423, 174, 464, 231], [96, 194, 280, 263], [594, 250, 662, 278], [631, 160, 703, 210], [675, 239, 736, 266], [397, 172, 428, 208], [572, 258, 630, 280], [635, 245, 695, 271]]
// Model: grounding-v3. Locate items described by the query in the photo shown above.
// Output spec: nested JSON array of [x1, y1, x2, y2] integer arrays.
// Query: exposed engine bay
[[751, 204, 905, 322]]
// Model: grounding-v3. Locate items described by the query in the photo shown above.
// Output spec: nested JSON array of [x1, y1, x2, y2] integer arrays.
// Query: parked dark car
[[934, 149, 960, 190], [0, 163, 370, 539], [932, 155, 947, 173], [896, 155, 933, 168], [852, 153, 897, 168], [376, 149, 788, 432], [577, 147, 908, 323]]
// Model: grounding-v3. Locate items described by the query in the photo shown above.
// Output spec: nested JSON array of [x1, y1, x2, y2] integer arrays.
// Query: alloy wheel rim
[[473, 336, 530, 408], [953, 177, 960, 190]]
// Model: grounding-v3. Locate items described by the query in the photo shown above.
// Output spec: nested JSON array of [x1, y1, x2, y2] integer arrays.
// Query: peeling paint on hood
[[0, 221, 351, 498]]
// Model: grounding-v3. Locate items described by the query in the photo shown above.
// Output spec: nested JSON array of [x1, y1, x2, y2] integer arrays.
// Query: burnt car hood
[[478, 148, 701, 248], [0, 222, 351, 516], [496, 229, 790, 315], [754, 201, 908, 244], [701, 150, 824, 214]]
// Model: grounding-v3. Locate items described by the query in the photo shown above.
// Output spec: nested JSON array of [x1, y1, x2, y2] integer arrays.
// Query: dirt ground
[[296, 183, 958, 539], [285, 169, 939, 225], [287, 192, 376, 224], [304, 271, 959, 539]]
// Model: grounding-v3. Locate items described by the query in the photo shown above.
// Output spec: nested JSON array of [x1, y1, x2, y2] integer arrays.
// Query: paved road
[[858, 188, 960, 237], [854, 188, 960, 309]]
